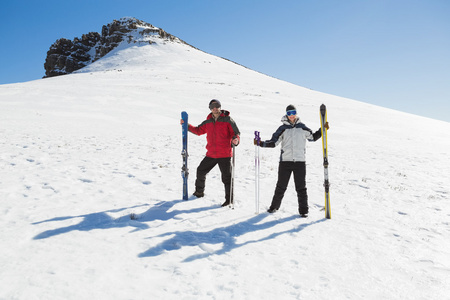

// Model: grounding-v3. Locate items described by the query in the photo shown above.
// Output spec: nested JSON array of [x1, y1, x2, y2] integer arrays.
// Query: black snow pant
[[195, 156, 232, 202], [269, 161, 308, 214]]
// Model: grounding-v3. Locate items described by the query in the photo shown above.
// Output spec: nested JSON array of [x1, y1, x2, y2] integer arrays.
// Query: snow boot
[[193, 191, 204, 198]]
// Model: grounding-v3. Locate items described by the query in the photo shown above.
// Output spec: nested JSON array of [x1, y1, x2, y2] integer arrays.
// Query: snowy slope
[[1, 31, 450, 300]]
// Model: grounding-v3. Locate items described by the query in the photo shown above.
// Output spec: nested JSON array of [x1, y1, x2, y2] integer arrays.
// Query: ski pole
[[254, 131, 261, 214], [230, 144, 236, 209]]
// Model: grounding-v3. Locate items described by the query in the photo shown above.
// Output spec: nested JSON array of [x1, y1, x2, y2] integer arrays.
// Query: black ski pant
[[195, 156, 232, 202], [269, 161, 308, 214]]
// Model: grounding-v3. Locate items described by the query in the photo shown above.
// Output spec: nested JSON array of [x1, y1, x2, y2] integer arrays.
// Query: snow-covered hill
[[1, 21, 449, 299]]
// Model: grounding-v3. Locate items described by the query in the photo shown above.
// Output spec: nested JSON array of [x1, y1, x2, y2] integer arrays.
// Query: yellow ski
[[320, 104, 331, 219]]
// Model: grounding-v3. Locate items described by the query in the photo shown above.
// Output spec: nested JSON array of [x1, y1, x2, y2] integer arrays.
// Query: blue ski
[[181, 111, 189, 200]]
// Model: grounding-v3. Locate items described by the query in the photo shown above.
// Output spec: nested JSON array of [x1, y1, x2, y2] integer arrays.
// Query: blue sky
[[1, 0, 449, 122]]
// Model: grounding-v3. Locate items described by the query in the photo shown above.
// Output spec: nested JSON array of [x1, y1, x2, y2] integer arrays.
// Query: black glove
[[254, 139, 263, 146]]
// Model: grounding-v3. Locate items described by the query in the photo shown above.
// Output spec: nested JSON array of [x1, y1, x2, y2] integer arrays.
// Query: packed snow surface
[[1, 36, 450, 299]]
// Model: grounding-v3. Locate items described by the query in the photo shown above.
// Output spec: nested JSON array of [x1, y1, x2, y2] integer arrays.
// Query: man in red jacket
[[181, 99, 240, 206]]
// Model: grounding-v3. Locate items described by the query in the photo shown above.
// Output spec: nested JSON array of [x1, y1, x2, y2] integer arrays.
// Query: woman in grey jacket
[[258, 105, 329, 217]]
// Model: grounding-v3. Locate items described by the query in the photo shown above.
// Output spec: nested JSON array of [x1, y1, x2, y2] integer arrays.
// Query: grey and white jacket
[[260, 115, 322, 162]]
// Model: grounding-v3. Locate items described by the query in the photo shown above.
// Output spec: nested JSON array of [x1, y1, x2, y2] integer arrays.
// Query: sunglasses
[[209, 102, 221, 109], [286, 110, 297, 116]]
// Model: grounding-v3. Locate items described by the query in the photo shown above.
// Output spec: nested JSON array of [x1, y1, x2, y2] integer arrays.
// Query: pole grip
[[254, 131, 261, 146]]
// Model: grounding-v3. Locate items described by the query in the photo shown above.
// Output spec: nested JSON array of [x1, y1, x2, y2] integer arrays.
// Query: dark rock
[[43, 17, 188, 78]]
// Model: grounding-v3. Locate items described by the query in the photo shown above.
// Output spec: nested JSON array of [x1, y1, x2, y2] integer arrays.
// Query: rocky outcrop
[[44, 17, 186, 78]]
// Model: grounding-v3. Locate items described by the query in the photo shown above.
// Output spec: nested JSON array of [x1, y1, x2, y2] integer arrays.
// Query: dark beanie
[[286, 104, 296, 112], [209, 99, 221, 107]]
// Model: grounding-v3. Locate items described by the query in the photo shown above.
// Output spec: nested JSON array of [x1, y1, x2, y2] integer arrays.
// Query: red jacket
[[189, 110, 240, 158]]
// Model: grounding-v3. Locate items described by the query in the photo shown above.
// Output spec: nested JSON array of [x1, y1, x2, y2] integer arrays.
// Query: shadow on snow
[[138, 212, 327, 262], [32, 199, 327, 262], [32, 199, 216, 240], [32, 204, 150, 240]]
